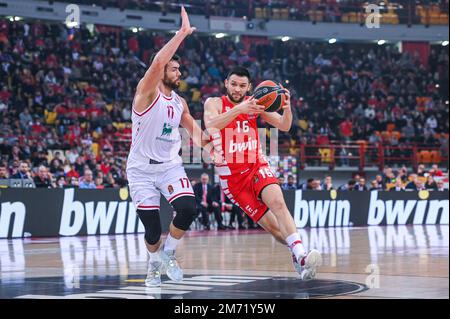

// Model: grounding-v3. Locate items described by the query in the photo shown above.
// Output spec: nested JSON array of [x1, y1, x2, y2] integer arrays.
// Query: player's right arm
[[133, 6, 196, 113], [204, 97, 264, 131]]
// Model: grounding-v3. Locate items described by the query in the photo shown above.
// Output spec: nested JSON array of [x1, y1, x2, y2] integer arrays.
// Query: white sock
[[148, 250, 161, 263], [164, 233, 180, 252], [286, 233, 306, 262]]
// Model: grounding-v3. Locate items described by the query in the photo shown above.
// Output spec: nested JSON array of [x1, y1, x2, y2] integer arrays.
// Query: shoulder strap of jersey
[[132, 91, 161, 117], [173, 91, 182, 105]]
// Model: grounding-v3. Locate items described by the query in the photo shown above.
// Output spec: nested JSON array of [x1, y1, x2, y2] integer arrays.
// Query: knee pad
[[171, 196, 197, 231], [136, 209, 161, 245]]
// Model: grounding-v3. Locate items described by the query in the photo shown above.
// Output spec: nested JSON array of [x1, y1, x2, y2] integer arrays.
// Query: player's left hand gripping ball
[[280, 85, 291, 110]]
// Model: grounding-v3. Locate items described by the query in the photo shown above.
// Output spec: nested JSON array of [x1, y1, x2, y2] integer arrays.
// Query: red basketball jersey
[[211, 95, 267, 177]]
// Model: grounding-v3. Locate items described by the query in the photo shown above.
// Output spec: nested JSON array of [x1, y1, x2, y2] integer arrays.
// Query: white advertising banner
[[209, 16, 247, 32]]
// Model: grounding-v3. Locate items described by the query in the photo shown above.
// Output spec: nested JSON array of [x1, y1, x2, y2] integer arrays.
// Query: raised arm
[[133, 6, 196, 113]]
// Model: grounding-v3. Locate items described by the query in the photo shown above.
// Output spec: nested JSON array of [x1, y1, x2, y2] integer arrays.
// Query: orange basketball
[[253, 80, 287, 112]]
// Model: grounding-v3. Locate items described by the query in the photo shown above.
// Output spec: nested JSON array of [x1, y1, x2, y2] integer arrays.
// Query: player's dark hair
[[227, 66, 251, 81]]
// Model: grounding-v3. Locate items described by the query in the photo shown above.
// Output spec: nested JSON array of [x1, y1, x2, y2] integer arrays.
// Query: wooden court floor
[[0, 225, 448, 299]]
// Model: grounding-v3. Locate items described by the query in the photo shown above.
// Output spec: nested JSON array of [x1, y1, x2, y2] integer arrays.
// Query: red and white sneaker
[[292, 249, 322, 281]]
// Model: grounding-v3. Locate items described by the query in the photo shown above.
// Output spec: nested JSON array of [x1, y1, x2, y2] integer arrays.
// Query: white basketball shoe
[[292, 249, 322, 281]]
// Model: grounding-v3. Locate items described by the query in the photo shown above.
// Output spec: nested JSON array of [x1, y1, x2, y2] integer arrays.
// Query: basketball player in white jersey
[[127, 7, 205, 287]]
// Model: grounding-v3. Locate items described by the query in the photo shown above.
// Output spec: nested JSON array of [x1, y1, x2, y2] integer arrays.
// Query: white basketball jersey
[[128, 90, 184, 163]]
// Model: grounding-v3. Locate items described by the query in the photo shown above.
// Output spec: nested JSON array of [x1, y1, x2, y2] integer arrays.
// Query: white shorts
[[126, 158, 195, 211]]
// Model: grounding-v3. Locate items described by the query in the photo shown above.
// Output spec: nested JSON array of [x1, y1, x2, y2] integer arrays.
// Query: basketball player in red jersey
[[204, 67, 322, 280]]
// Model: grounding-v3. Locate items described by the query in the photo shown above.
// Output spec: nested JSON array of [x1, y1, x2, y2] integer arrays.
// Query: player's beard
[[227, 91, 245, 104], [163, 76, 180, 90]]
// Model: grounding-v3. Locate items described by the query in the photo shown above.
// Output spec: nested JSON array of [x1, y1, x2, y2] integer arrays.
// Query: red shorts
[[219, 163, 279, 222]]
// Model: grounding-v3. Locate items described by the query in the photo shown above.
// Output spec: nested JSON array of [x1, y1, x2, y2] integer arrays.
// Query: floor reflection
[[0, 225, 448, 298]]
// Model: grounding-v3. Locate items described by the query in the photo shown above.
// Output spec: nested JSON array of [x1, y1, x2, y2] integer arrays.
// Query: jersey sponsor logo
[[228, 138, 258, 154], [161, 123, 173, 136]]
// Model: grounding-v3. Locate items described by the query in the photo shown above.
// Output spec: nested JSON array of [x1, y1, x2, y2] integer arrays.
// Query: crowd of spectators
[[280, 164, 448, 191], [37, 0, 449, 24], [0, 19, 448, 189]]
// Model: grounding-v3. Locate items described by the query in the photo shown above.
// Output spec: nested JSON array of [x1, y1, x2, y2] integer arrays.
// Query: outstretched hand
[[180, 6, 196, 35]]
